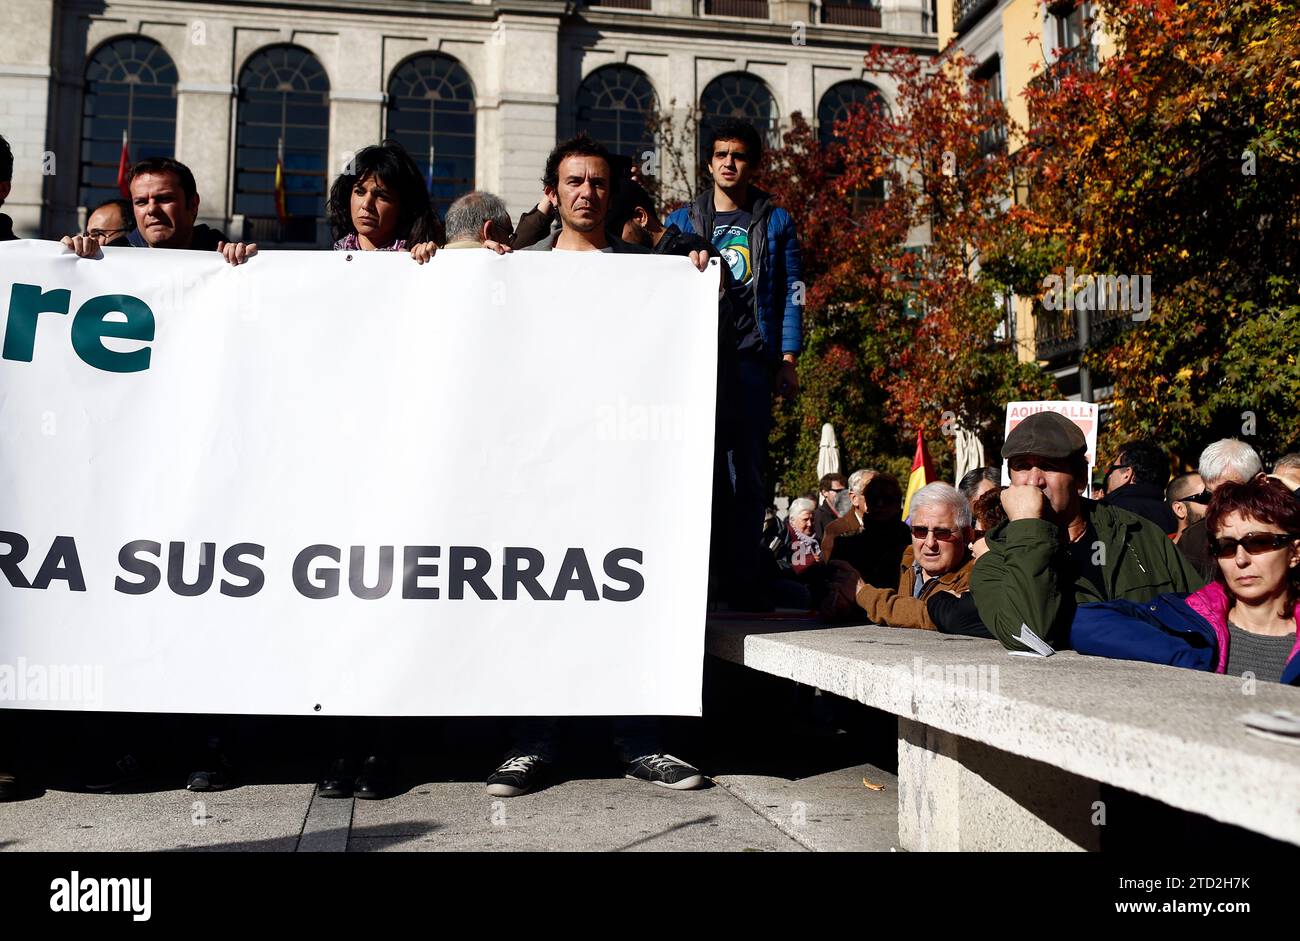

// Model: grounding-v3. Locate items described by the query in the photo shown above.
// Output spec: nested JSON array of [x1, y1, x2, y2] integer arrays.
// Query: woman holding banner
[[327, 141, 443, 263]]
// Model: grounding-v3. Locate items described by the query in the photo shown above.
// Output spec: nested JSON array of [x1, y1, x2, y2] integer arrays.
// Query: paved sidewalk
[[0, 727, 898, 851]]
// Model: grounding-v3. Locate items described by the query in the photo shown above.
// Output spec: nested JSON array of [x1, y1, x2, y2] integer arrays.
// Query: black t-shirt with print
[[711, 208, 762, 353]]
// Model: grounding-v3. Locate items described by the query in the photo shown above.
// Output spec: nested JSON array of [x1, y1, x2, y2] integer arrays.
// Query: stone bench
[[705, 615, 1300, 850]]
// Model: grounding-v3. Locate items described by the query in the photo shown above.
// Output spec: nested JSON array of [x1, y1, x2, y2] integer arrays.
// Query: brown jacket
[[854, 545, 973, 630], [821, 510, 864, 558]]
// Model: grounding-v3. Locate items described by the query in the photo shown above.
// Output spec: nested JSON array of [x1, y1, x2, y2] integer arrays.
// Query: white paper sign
[[0, 241, 719, 716]]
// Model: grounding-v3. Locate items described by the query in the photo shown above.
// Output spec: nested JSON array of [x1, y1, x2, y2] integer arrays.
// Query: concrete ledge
[[706, 616, 1300, 847]]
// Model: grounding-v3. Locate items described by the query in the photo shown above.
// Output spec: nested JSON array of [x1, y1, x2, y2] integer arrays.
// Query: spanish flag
[[116, 131, 131, 198], [902, 429, 936, 521], [273, 138, 288, 227]]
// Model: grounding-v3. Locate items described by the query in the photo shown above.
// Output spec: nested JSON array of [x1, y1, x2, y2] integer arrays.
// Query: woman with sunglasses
[[1071, 476, 1299, 684]]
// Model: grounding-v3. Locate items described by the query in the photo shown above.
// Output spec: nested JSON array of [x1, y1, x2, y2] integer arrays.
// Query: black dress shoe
[[318, 758, 355, 799], [352, 756, 394, 800], [186, 737, 234, 792], [0, 769, 18, 802], [83, 753, 142, 793]]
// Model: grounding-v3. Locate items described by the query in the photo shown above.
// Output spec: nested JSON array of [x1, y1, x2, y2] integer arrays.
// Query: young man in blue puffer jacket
[[665, 118, 805, 609]]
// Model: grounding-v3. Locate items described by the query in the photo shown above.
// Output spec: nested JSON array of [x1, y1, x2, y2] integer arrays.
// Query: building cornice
[[571, 9, 938, 51]]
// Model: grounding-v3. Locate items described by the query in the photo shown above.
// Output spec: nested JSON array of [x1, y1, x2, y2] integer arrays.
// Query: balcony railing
[[1034, 300, 1132, 362], [954, 0, 997, 35], [703, 0, 768, 17], [588, 0, 652, 8], [820, 1, 882, 27]]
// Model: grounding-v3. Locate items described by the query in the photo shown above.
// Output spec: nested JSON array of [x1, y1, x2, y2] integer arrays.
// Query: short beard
[[560, 209, 601, 233]]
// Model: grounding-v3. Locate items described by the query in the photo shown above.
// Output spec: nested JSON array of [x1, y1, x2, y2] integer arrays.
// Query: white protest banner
[[0, 240, 719, 716], [1001, 400, 1100, 487]]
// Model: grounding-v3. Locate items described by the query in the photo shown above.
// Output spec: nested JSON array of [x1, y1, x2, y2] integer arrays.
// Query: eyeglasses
[[86, 227, 128, 239], [1209, 532, 1299, 559], [910, 525, 963, 542], [1181, 490, 1213, 505], [972, 528, 987, 541]]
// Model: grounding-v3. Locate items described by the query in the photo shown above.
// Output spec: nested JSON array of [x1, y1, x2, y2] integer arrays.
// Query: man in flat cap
[[970, 412, 1203, 651]]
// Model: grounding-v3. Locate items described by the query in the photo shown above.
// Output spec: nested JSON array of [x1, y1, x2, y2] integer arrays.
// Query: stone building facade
[[1, 0, 937, 244]]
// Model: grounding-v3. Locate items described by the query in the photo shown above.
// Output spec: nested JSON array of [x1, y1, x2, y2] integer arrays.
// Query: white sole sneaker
[[625, 772, 705, 790]]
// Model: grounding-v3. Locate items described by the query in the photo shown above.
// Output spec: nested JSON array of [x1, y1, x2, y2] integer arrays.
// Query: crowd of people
[[1, 122, 1296, 814], [770, 420, 1300, 687], [0, 119, 804, 803]]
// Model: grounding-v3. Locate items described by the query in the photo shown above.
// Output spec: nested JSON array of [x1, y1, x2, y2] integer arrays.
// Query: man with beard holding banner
[[485, 135, 709, 796]]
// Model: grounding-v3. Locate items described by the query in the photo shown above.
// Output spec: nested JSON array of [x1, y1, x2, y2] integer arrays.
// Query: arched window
[[818, 80, 887, 206], [235, 45, 330, 244], [698, 73, 779, 168], [575, 66, 657, 162], [386, 54, 476, 216], [817, 80, 885, 145], [79, 37, 178, 211]]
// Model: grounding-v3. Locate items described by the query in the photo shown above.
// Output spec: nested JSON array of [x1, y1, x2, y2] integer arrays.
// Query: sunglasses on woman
[[1209, 532, 1299, 559]]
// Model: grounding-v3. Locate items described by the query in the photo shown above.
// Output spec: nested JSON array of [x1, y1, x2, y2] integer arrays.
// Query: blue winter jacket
[[1071, 583, 1300, 685], [664, 187, 804, 360]]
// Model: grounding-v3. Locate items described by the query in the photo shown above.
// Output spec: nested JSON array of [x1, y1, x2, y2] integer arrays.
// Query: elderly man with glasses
[[1177, 438, 1266, 580], [849, 482, 976, 630]]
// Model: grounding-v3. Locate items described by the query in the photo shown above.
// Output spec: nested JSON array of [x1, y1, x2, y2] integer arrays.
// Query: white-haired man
[[850, 482, 975, 630], [1178, 438, 1265, 578], [821, 468, 876, 557], [442, 190, 514, 248], [1270, 453, 1300, 497]]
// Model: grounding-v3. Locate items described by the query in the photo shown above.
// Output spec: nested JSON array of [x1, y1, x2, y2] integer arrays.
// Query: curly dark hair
[[542, 133, 615, 194], [1114, 439, 1170, 488], [1205, 476, 1300, 617], [327, 140, 442, 245], [706, 117, 764, 167]]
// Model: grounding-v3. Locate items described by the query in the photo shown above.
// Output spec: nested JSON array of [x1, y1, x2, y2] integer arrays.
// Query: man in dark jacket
[[1177, 438, 1265, 580], [813, 472, 847, 543], [1101, 439, 1177, 534], [62, 157, 253, 263], [971, 412, 1203, 652], [664, 118, 805, 608]]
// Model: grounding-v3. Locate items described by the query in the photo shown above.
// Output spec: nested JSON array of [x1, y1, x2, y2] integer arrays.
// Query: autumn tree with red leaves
[[1010, 0, 1300, 466], [761, 46, 1054, 492]]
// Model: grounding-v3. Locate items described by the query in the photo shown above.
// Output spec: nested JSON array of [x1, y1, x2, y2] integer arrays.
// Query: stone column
[[175, 83, 236, 235], [480, 14, 561, 218], [0, 0, 55, 237], [897, 717, 1102, 851]]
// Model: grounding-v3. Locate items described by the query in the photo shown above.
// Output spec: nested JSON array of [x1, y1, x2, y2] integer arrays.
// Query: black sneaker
[[624, 754, 704, 790], [485, 754, 547, 798], [186, 737, 234, 792]]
